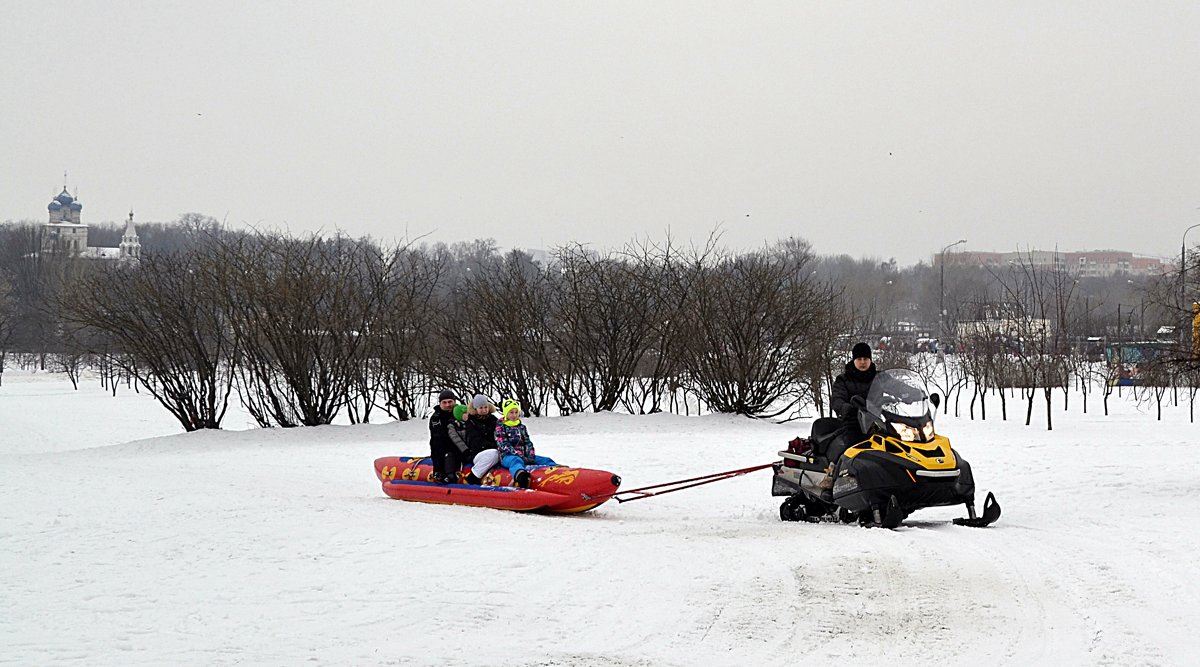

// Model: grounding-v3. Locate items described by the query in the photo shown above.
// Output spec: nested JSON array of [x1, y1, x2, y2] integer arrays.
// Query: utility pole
[[1184, 222, 1200, 342], [1117, 302, 1123, 396], [939, 239, 967, 344]]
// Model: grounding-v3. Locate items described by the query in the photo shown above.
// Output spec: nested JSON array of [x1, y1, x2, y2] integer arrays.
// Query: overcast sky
[[2, 2, 1197, 265]]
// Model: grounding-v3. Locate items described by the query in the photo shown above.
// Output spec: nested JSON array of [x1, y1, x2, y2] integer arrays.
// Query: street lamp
[[1183, 221, 1200, 337], [939, 239, 967, 341]]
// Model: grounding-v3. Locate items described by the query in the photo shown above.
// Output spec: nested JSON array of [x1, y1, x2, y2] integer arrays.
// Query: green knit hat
[[453, 404, 468, 420]]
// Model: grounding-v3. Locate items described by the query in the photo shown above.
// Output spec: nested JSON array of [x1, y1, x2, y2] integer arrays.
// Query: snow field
[[2, 372, 1198, 665]]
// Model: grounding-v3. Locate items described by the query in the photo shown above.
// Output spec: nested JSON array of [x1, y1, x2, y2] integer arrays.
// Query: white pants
[[471, 450, 500, 479]]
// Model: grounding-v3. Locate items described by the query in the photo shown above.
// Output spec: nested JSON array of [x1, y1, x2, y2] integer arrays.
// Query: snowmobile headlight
[[921, 420, 935, 440], [891, 422, 919, 441]]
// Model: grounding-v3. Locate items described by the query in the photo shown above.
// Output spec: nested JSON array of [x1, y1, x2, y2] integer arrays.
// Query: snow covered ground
[[2, 370, 1197, 666]]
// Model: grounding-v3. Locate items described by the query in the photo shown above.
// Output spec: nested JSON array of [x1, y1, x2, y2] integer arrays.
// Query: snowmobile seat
[[809, 417, 844, 459]]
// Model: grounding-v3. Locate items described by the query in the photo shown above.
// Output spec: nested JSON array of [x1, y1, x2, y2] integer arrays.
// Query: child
[[494, 399, 557, 488], [442, 404, 471, 482]]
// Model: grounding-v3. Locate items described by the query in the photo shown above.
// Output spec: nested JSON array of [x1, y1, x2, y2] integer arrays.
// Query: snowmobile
[[772, 368, 1001, 528]]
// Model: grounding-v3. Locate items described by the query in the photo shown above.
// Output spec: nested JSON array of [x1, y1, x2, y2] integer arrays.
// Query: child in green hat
[[495, 399, 558, 488]]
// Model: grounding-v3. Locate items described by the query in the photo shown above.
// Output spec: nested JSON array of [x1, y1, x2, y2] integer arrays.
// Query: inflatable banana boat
[[373, 456, 621, 514]]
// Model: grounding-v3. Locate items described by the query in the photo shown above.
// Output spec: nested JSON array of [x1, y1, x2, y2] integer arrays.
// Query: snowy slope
[[2, 372, 1197, 666]]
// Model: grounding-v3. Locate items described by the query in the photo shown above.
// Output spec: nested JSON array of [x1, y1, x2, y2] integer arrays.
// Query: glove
[[849, 395, 866, 409]]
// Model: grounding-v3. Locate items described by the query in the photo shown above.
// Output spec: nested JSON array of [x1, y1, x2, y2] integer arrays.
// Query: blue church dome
[[69, 202, 82, 211], [55, 189, 75, 205], [48, 201, 63, 211]]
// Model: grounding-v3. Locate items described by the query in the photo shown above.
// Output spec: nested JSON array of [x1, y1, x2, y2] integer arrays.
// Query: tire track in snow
[[773, 522, 1085, 665]]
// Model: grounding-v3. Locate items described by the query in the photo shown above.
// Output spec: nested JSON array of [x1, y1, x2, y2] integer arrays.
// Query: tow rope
[[597, 462, 778, 504]]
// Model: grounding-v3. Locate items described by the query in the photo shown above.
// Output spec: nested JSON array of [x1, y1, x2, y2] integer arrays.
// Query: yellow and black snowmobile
[[772, 368, 1000, 528]]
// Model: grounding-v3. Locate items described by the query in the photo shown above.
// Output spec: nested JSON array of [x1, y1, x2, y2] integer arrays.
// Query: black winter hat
[[438, 389, 458, 402], [851, 342, 872, 360]]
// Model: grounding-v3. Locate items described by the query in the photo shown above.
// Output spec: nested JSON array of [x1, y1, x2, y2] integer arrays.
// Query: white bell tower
[[119, 210, 141, 262]]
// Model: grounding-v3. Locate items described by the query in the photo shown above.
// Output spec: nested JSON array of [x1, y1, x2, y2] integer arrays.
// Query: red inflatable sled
[[373, 456, 622, 514]]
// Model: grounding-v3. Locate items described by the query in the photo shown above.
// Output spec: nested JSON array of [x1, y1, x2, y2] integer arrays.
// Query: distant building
[[936, 248, 1167, 277], [939, 251, 1006, 268], [1130, 256, 1167, 275], [1018, 250, 1068, 273], [118, 212, 142, 262], [956, 301, 1049, 345], [1069, 250, 1167, 277], [41, 187, 140, 263]]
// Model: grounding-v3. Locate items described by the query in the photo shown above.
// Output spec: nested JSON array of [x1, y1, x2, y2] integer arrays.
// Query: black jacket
[[429, 406, 456, 462], [830, 361, 877, 431], [464, 413, 498, 456]]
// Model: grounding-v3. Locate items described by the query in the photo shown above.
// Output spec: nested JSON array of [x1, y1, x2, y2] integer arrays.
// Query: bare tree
[[48, 332, 90, 391], [438, 248, 551, 416], [371, 245, 447, 421], [1136, 362, 1175, 421], [800, 297, 854, 419], [989, 252, 1078, 430], [671, 238, 838, 417], [958, 335, 999, 421], [1182, 365, 1200, 423], [214, 232, 387, 427], [539, 244, 665, 413], [909, 350, 966, 416], [57, 246, 238, 431], [0, 272, 14, 384], [0, 223, 69, 368], [615, 236, 693, 415]]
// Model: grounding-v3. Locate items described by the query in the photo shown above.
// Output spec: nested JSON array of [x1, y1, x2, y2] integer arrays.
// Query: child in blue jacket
[[494, 399, 557, 488]]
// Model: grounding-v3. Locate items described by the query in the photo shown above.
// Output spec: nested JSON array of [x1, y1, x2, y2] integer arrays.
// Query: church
[[42, 187, 141, 262]]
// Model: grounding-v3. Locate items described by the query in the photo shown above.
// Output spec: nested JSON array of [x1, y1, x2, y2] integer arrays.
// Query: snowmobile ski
[[952, 491, 1001, 528]]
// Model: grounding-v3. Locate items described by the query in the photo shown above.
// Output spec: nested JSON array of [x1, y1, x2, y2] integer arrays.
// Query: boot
[[465, 472, 481, 485], [817, 466, 834, 502], [817, 473, 834, 490], [514, 469, 531, 489]]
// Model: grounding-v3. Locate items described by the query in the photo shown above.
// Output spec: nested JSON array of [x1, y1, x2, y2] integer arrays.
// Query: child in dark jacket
[[494, 399, 557, 488], [443, 404, 471, 482]]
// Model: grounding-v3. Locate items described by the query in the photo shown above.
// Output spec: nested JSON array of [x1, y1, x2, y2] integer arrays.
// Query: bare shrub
[[57, 246, 237, 431], [371, 245, 448, 421], [214, 232, 385, 427], [436, 249, 551, 416], [671, 238, 839, 417]]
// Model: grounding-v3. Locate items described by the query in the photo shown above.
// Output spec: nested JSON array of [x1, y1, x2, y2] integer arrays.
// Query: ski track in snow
[[1, 372, 1197, 665]]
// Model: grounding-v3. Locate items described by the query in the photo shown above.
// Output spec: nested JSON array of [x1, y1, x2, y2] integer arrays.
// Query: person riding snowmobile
[[773, 367, 1001, 528], [828, 342, 877, 463]]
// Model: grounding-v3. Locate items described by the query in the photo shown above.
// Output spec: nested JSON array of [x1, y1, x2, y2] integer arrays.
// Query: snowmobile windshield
[[865, 369, 933, 423]]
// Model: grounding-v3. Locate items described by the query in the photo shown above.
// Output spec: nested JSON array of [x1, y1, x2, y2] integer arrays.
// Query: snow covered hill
[[2, 372, 1196, 665]]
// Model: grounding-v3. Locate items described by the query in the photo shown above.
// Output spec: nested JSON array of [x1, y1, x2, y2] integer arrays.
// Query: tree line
[[2, 216, 1197, 431], [900, 250, 1200, 427], [2, 220, 847, 430]]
